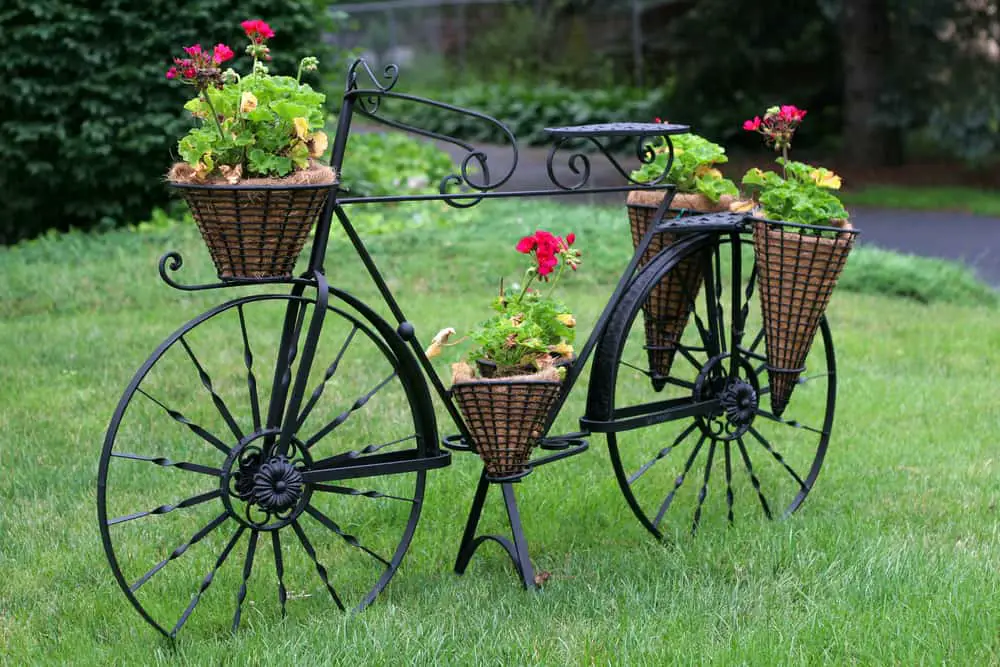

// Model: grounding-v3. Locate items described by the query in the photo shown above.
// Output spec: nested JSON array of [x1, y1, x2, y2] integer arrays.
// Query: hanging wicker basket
[[169, 165, 337, 280], [752, 219, 857, 416], [451, 367, 562, 479], [626, 190, 731, 387]]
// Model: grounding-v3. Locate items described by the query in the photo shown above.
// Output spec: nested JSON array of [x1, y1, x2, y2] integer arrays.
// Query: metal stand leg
[[454, 470, 536, 590]]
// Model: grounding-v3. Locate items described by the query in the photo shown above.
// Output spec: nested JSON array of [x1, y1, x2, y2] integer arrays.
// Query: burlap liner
[[625, 190, 730, 384], [168, 163, 338, 279], [167, 161, 337, 186], [753, 220, 855, 416], [451, 363, 562, 477]]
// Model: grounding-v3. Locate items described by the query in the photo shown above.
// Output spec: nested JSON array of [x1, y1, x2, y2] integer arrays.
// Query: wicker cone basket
[[626, 191, 732, 384], [451, 369, 562, 478], [169, 164, 338, 280], [753, 220, 855, 416]]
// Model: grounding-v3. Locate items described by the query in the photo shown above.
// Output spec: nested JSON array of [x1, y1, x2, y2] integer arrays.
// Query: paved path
[[433, 141, 1000, 286]]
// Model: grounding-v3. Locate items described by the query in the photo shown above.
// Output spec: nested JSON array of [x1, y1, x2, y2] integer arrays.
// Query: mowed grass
[[841, 185, 1000, 218], [1, 199, 998, 664]]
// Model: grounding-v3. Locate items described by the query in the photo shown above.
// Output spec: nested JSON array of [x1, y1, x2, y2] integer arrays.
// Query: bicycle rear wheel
[[585, 232, 837, 539]]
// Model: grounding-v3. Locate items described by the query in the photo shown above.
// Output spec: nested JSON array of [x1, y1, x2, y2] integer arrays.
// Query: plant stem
[[201, 89, 226, 141], [515, 269, 537, 305], [545, 261, 567, 299], [782, 145, 789, 179]]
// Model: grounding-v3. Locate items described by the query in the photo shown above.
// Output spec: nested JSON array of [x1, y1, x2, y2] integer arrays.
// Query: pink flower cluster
[[516, 230, 580, 278], [743, 105, 807, 152], [165, 43, 234, 82]]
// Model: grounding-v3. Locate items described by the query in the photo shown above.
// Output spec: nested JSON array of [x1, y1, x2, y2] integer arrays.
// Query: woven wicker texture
[[627, 197, 706, 382], [753, 221, 855, 416], [177, 185, 332, 279], [452, 379, 562, 478]]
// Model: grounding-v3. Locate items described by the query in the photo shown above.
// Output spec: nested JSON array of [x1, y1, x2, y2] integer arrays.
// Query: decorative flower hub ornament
[[693, 354, 760, 441], [221, 431, 312, 530], [252, 456, 304, 512]]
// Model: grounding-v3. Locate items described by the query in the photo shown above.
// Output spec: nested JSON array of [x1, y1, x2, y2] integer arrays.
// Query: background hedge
[[0, 2, 338, 244]]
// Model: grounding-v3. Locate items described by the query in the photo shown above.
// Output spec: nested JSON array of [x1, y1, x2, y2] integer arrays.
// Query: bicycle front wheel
[[98, 293, 436, 637]]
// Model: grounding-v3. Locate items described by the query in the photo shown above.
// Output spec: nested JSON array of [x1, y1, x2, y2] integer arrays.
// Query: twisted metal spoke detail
[[129, 512, 230, 592], [107, 489, 222, 526], [304, 504, 390, 568], [231, 529, 259, 633], [179, 337, 244, 442], [737, 437, 772, 519], [296, 325, 359, 430], [271, 531, 288, 617], [628, 422, 698, 486], [171, 525, 245, 637], [747, 426, 808, 491], [111, 452, 221, 477], [755, 410, 826, 436], [237, 304, 262, 431], [312, 483, 416, 504], [137, 388, 231, 455], [724, 443, 735, 524], [691, 441, 717, 534], [291, 520, 345, 611], [304, 372, 398, 449], [309, 434, 418, 469], [653, 433, 706, 529]]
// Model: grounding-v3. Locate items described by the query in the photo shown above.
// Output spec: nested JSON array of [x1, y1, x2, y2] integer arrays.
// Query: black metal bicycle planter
[[98, 58, 857, 638]]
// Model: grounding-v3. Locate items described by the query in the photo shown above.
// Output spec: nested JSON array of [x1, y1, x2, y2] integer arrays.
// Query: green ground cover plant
[[0, 200, 997, 663]]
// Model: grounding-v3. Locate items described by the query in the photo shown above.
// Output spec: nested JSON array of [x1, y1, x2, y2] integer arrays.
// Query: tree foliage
[[0, 2, 339, 244]]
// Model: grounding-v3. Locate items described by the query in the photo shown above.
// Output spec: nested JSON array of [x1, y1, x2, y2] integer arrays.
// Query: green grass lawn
[[842, 185, 1000, 217], [1, 200, 998, 664]]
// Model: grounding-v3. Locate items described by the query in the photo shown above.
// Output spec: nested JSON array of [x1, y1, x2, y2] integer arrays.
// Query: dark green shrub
[[391, 82, 670, 151], [0, 2, 340, 244]]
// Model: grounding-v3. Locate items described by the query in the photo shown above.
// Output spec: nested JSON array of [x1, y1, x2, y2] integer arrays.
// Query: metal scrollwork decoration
[[544, 123, 680, 191], [341, 58, 520, 207]]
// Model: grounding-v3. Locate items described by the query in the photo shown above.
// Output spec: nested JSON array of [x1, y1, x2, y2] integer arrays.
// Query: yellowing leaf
[[549, 342, 574, 357], [810, 168, 842, 189], [240, 91, 258, 114], [729, 199, 755, 213], [308, 131, 329, 158], [695, 165, 723, 179], [293, 117, 309, 140], [556, 313, 576, 327]]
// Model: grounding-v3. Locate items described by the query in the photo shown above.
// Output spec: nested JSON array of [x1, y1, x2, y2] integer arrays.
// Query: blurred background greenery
[[1, 0, 997, 243]]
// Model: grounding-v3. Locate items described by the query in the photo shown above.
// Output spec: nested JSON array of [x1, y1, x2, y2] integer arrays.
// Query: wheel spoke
[[171, 525, 245, 637], [755, 410, 826, 436], [231, 529, 259, 633], [237, 304, 262, 431], [628, 421, 698, 485], [735, 264, 758, 349], [312, 483, 416, 504], [267, 301, 309, 433], [737, 437, 772, 519], [271, 531, 288, 617], [703, 244, 726, 355], [691, 441, 717, 534], [748, 327, 765, 355], [296, 325, 359, 430], [137, 388, 231, 455], [747, 426, 808, 490], [107, 489, 222, 526], [179, 337, 244, 441], [290, 520, 345, 611], [111, 452, 221, 477], [304, 372, 398, 449], [724, 443, 734, 524], [129, 512, 230, 592], [309, 434, 418, 469], [675, 343, 706, 373], [653, 433, 706, 529], [304, 504, 390, 567]]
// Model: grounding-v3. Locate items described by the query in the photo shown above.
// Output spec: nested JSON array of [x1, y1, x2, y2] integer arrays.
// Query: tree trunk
[[840, 0, 900, 166]]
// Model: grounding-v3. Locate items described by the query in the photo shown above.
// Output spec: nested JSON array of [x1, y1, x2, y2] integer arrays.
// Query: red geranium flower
[[213, 43, 234, 65], [242, 19, 275, 44]]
